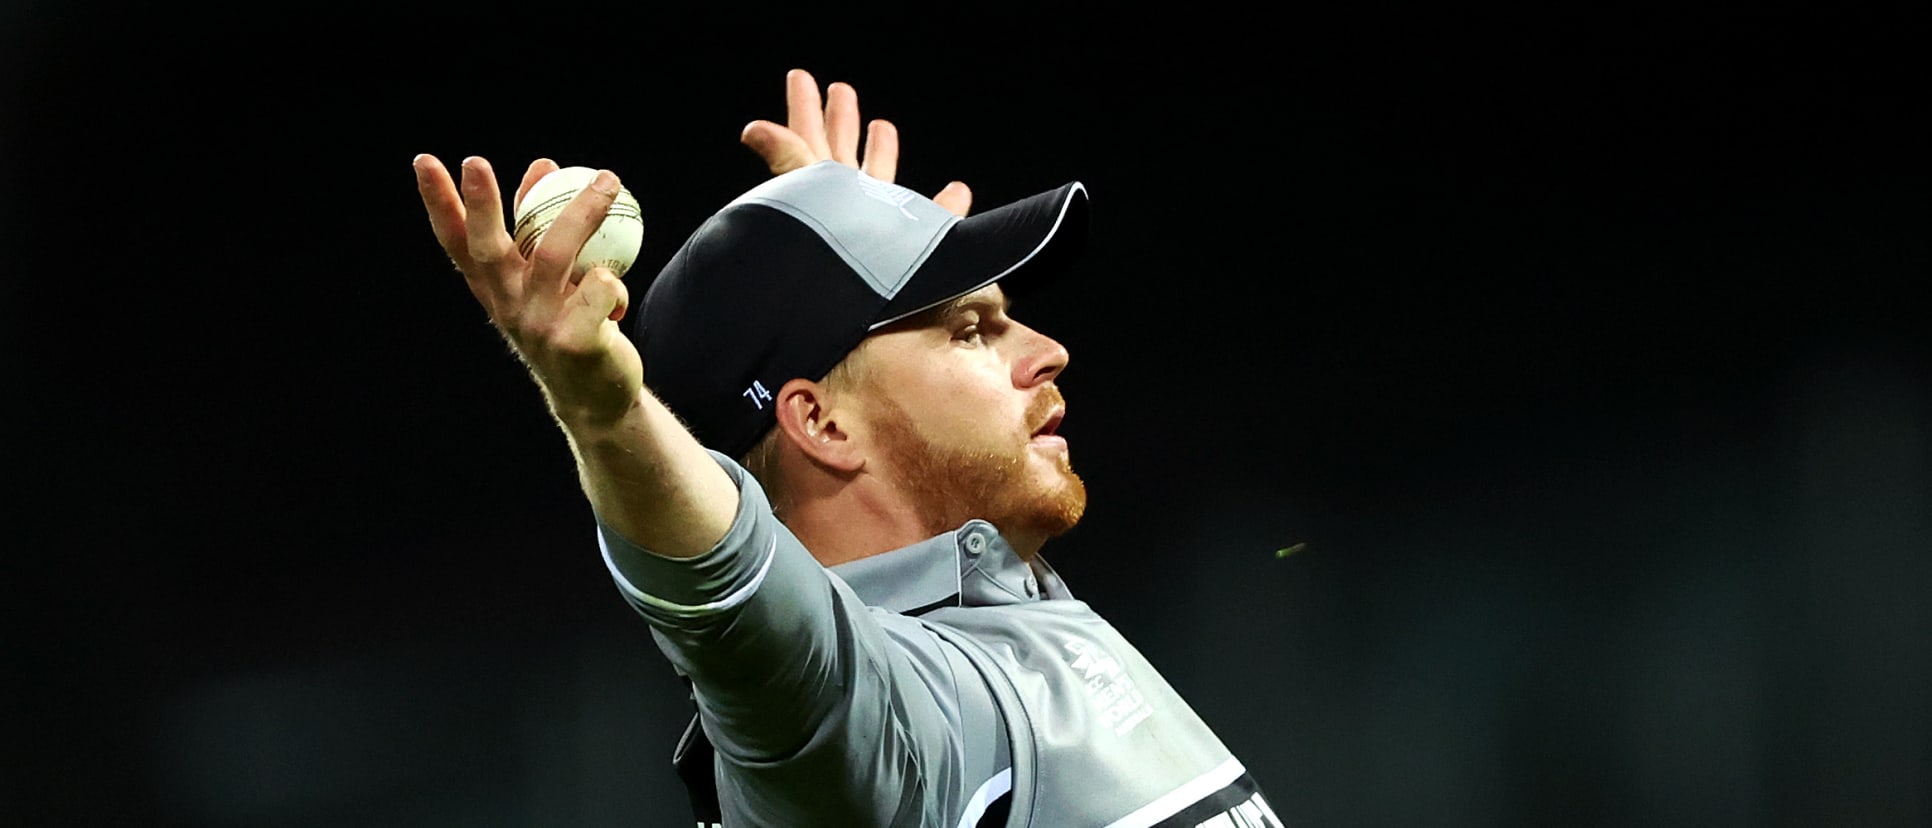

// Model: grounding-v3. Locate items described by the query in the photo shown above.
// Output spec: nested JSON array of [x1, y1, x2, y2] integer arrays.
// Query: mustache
[[1027, 385, 1066, 434]]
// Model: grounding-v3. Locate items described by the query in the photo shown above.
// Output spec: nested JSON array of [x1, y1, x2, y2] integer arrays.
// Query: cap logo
[[854, 174, 921, 221]]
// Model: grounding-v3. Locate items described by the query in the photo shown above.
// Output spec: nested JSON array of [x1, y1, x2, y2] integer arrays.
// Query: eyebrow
[[939, 290, 1013, 320]]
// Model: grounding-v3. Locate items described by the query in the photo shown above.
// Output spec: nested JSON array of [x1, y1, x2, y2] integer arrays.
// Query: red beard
[[871, 387, 1087, 548]]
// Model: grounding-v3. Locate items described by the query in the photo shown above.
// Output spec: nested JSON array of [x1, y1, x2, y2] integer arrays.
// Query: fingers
[[785, 68, 832, 162], [824, 81, 861, 167], [414, 154, 470, 268], [515, 158, 560, 214], [860, 119, 898, 183], [933, 181, 973, 217], [741, 119, 817, 175], [752, 70, 912, 185], [529, 169, 620, 294], [459, 157, 513, 271]]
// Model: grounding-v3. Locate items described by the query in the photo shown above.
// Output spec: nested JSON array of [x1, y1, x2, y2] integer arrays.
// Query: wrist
[[543, 382, 644, 433]]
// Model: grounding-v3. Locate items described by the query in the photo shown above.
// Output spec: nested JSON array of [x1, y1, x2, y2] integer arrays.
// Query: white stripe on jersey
[[956, 767, 1014, 828], [604, 534, 777, 617], [1101, 758, 1246, 828]]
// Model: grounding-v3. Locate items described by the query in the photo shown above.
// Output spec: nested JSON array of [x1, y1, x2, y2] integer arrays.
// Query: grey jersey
[[599, 453, 1281, 827]]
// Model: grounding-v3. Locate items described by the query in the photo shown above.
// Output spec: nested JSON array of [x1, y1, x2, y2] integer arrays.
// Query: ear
[[773, 377, 864, 473]]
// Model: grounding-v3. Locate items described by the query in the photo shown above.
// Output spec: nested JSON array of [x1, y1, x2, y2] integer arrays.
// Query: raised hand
[[413, 154, 643, 427], [739, 68, 972, 217]]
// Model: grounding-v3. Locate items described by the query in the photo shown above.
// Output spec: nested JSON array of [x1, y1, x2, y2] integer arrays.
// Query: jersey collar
[[829, 519, 1075, 616]]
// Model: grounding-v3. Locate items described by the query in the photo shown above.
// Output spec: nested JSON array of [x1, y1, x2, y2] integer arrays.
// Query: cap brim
[[872, 181, 1089, 328]]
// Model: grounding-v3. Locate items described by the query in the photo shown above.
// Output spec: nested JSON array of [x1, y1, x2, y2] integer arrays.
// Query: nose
[[1012, 322, 1070, 388]]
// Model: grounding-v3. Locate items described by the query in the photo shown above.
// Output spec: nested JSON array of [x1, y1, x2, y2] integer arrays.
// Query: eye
[[954, 324, 984, 345]]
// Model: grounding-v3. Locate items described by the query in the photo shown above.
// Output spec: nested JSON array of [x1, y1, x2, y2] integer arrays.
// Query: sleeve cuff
[[596, 450, 780, 620]]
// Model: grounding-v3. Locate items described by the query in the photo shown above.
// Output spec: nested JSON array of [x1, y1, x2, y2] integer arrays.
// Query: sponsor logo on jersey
[[1063, 636, 1155, 736]]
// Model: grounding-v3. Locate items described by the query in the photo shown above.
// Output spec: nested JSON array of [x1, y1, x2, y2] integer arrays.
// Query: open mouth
[[1032, 409, 1065, 439]]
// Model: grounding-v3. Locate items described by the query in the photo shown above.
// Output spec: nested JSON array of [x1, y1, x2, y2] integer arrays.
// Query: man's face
[[848, 284, 1086, 548]]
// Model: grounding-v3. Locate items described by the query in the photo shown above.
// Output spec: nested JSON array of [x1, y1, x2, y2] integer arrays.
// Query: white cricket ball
[[511, 166, 644, 276]]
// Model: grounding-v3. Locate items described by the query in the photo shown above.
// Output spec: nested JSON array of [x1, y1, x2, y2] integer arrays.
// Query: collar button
[[964, 533, 986, 556]]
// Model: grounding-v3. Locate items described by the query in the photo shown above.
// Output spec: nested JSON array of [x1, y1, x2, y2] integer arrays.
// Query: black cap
[[633, 160, 1090, 458]]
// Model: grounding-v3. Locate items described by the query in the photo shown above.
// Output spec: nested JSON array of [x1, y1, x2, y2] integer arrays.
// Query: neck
[[783, 487, 936, 567]]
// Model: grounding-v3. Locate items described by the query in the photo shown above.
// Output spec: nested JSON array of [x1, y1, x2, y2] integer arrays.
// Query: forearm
[[558, 386, 738, 559]]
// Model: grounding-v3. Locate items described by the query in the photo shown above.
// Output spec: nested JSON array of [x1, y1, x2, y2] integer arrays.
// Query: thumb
[[572, 266, 632, 324], [741, 120, 818, 175], [932, 181, 972, 217]]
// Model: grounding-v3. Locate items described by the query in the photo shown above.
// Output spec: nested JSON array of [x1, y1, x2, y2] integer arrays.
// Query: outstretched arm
[[741, 68, 974, 217], [411, 71, 1006, 825], [411, 154, 737, 559], [408, 71, 963, 560]]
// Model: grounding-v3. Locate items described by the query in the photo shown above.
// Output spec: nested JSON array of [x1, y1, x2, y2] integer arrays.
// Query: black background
[[5, 1, 1928, 826]]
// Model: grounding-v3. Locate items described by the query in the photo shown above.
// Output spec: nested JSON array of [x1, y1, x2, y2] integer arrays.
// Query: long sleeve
[[596, 452, 1001, 826]]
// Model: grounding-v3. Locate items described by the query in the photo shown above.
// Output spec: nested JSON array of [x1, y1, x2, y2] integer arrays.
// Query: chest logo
[[1063, 636, 1154, 736]]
